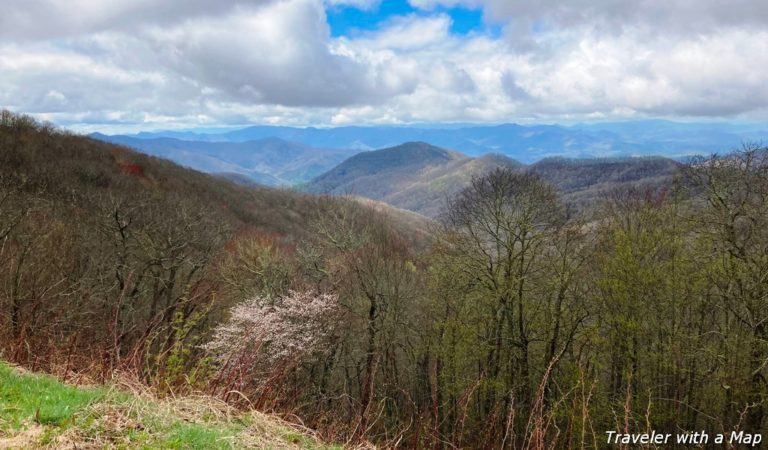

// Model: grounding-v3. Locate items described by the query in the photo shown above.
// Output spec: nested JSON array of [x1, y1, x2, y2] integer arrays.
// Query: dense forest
[[1, 110, 767, 449]]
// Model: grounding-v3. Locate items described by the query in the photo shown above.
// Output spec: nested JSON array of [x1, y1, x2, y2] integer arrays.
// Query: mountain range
[[98, 120, 768, 163], [88, 120, 758, 218], [90, 133, 361, 186], [306, 142, 678, 217]]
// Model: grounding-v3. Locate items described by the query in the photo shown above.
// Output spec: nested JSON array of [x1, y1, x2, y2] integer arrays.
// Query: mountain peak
[[307, 143, 507, 217], [346, 141, 466, 167], [311, 142, 466, 185]]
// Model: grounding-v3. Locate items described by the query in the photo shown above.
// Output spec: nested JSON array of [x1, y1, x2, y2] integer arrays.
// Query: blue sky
[[326, 1, 496, 37], [1, 0, 767, 133]]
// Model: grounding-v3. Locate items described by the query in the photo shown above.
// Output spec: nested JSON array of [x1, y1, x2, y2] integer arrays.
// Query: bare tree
[[683, 144, 768, 433]]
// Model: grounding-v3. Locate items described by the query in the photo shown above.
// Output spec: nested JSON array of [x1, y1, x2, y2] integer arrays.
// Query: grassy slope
[[0, 362, 341, 449]]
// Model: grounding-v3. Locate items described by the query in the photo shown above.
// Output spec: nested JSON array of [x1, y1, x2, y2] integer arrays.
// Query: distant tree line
[[1, 110, 767, 448]]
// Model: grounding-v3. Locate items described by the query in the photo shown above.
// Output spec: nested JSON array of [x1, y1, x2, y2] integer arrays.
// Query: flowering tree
[[204, 290, 339, 396]]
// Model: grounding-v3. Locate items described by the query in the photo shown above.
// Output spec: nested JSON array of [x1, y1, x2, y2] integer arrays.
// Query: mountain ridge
[[307, 142, 522, 217], [306, 142, 678, 217], [89, 133, 362, 186], [103, 120, 768, 163]]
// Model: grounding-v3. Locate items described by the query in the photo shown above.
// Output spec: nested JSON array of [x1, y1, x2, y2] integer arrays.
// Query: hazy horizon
[[84, 118, 768, 137]]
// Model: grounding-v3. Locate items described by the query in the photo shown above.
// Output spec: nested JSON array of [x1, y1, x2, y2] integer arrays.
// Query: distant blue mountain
[[89, 134, 361, 186], [113, 120, 767, 163]]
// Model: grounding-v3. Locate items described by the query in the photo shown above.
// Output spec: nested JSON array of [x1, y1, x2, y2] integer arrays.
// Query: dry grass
[[0, 424, 44, 449]]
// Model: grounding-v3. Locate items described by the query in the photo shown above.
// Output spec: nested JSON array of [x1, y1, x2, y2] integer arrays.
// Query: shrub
[[204, 290, 339, 394]]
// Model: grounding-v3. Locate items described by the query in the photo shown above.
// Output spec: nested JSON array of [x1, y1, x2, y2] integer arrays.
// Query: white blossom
[[204, 290, 339, 378]]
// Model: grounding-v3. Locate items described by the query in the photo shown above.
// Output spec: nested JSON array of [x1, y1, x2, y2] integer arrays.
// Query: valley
[[95, 128, 684, 218]]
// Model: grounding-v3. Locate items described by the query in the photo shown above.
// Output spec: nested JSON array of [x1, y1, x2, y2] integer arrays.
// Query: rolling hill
[[0, 112, 429, 288], [86, 128, 681, 219], [89, 134, 362, 186], [114, 120, 767, 163], [306, 142, 679, 217], [528, 156, 680, 209], [307, 142, 522, 217]]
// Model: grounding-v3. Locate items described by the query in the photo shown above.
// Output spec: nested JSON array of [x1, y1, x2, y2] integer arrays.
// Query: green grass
[[0, 363, 105, 429], [0, 362, 342, 449]]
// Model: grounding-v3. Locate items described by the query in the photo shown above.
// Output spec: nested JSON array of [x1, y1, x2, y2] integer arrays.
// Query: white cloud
[[408, 0, 481, 11], [358, 14, 454, 50], [145, 0, 379, 107], [0, 0, 277, 40], [1, 0, 768, 131], [409, 0, 768, 35]]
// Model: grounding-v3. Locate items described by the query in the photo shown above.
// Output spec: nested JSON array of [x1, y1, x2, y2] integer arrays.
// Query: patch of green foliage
[[0, 362, 105, 429], [0, 362, 338, 449]]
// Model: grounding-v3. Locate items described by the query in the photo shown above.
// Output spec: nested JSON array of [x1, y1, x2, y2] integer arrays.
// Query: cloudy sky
[[2, 0, 768, 132]]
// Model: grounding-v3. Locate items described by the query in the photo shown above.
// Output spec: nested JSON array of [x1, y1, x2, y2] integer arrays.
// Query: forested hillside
[[2, 111, 768, 448], [307, 142, 677, 217], [91, 133, 362, 186], [307, 142, 521, 217]]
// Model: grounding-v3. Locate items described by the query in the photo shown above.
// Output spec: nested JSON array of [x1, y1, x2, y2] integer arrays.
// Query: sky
[[1, 0, 768, 133]]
